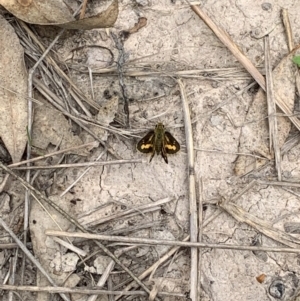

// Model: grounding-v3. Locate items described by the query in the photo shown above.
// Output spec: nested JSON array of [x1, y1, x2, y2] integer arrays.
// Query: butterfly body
[[137, 123, 180, 164]]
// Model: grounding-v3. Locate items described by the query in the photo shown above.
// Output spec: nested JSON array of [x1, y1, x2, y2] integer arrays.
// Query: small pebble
[[261, 3, 272, 11]]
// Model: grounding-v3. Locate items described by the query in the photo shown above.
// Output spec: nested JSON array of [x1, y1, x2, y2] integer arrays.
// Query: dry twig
[[190, 4, 265, 89], [8, 141, 98, 167], [78, 197, 171, 227], [10, 159, 143, 170], [197, 179, 204, 299], [281, 9, 294, 51], [45, 230, 300, 254], [219, 201, 300, 248], [0, 284, 185, 298], [264, 35, 281, 180], [178, 79, 198, 301], [80, 0, 89, 19]]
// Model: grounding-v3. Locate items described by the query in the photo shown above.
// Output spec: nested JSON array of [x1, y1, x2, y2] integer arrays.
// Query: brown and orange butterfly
[[137, 123, 180, 164]]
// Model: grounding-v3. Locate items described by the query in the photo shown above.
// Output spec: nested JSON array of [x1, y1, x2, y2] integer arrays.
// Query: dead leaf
[[0, 15, 28, 163], [121, 17, 147, 39], [31, 95, 88, 156], [234, 49, 299, 176], [60, 0, 119, 30], [0, 0, 75, 24], [0, 0, 119, 30]]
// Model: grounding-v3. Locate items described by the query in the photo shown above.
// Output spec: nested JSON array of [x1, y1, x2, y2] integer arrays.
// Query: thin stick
[[0, 243, 32, 249], [190, 4, 300, 132], [0, 174, 10, 193], [8, 248, 18, 301], [51, 237, 87, 257], [78, 197, 171, 227], [190, 4, 265, 89], [10, 159, 143, 170], [111, 32, 130, 127], [69, 88, 92, 117], [0, 284, 185, 298], [281, 9, 294, 51], [177, 79, 198, 301], [0, 162, 156, 300], [197, 179, 204, 299], [219, 201, 300, 248], [79, 0, 89, 19], [0, 218, 71, 301], [8, 141, 98, 167], [265, 36, 281, 180], [258, 180, 300, 188], [45, 230, 300, 254], [230, 180, 257, 203]]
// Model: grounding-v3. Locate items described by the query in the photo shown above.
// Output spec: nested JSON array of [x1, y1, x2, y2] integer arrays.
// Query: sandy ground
[[2, 1, 300, 300]]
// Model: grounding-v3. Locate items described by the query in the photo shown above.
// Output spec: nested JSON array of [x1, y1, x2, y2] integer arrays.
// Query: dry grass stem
[[10, 159, 143, 170], [19, 21, 100, 110], [197, 179, 204, 299], [45, 230, 300, 254], [257, 180, 300, 188], [0, 284, 185, 298], [0, 84, 42, 105], [69, 88, 92, 117], [80, 0, 89, 19], [102, 220, 164, 236], [78, 197, 171, 227], [281, 9, 294, 51], [195, 147, 272, 160], [51, 237, 87, 257], [190, 4, 265, 89], [8, 141, 98, 167], [0, 243, 32, 249], [265, 36, 281, 180], [219, 201, 300, 248], [88, 65, 254, 80], [281, 133, 300, 154], [8, 248, 19, 300], [178, 79, 198, 301], [0, 174, 10, 193]]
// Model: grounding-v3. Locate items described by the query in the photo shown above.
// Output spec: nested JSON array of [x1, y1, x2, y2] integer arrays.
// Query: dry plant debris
[[2, 1, 300, 301], [0, 15, 27, 163], [234, 48, 300, 176], [0, 0, 119, 29]]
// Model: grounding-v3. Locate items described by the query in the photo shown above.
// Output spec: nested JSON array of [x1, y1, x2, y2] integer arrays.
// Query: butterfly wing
[[164, 131, 180, 154], [137, 131, 155, 153]]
